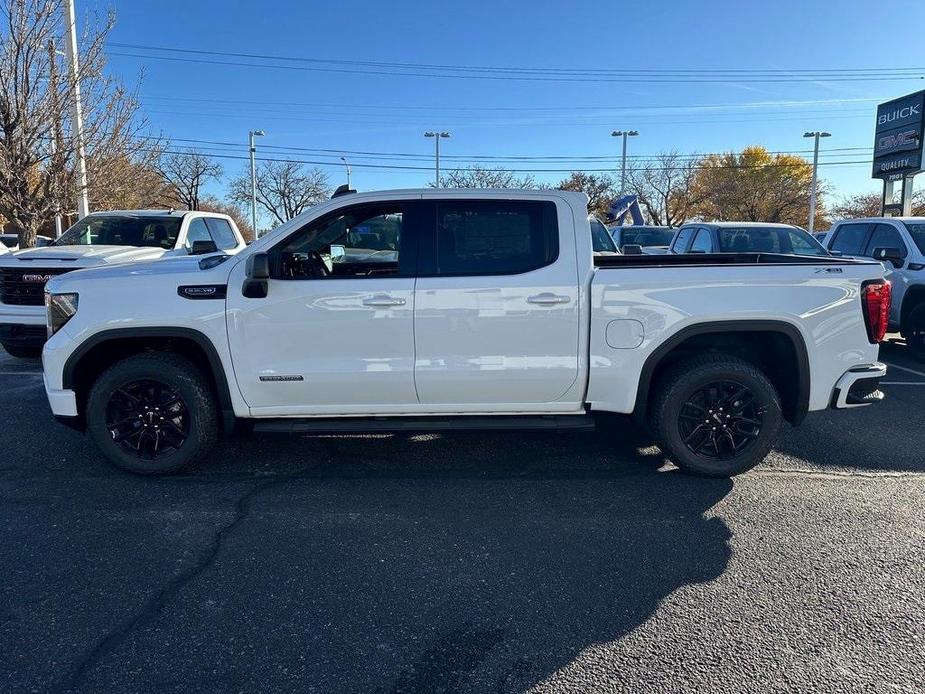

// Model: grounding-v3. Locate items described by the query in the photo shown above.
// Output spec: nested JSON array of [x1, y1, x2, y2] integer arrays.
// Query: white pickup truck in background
[[0, 210, 246, 358], [41, 189, 889, 477]]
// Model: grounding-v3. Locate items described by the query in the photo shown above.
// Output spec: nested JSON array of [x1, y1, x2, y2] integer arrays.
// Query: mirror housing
[[243, 252, 270, 298], [872, 246, 904, 268], [622, 244, 644, 255], [189, 239, 218, 255]]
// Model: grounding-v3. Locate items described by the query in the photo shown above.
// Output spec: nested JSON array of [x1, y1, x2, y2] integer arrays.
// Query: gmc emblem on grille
[[22, 274, 53, 283]]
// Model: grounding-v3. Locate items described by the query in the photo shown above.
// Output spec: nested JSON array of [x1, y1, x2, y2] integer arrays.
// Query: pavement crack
[[53, 472, 301, 693], [753, 467, 925, 480]]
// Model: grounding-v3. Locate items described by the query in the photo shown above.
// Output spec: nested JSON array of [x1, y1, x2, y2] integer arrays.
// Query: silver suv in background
[[669, 222, 830, 257], [822, 217, 925, 359]]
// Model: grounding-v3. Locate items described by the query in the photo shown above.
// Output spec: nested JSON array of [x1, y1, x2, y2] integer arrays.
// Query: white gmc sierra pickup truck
[[0, 210, 246, 358], [41, 189, 890, 477]]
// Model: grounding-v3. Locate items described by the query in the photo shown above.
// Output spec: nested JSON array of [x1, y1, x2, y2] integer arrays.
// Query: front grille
[[0, 268, 73, 306]]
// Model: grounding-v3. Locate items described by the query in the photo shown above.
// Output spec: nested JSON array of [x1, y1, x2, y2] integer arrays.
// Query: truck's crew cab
[[0, 210, 246, 358], [42, 189, 889, 477], [821, 217, 925, 359], [668, 222, 830, 257]]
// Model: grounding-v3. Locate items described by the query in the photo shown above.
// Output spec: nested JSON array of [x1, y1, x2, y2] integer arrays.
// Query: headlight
[[45, 292, 78, 337]]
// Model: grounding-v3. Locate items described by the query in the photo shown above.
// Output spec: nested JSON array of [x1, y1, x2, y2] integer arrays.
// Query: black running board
[[253, 414, 595, 434]]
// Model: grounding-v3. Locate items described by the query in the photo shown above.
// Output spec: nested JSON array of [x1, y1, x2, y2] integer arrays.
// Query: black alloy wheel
[[677, 380, 765, 460], [105, 379, 191, 460]]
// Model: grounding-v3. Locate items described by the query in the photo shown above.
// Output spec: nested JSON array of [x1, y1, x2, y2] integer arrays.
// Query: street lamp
[[249, 129, 265, 236], [424, 131, 450, 187], [611, 130, 639, 195], [340, 155, 351, 188], [803, 131, 831, 235], [62, 0, 89, 220]]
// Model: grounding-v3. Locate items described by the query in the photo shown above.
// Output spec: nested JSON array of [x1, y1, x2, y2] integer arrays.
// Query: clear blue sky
[[95, 0, 925, 206]]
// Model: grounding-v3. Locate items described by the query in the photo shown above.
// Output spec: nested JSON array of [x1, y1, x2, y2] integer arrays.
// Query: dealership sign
[[873, 91, 925, 179]]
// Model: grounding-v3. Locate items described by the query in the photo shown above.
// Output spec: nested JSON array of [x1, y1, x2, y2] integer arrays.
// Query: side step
[[253, 414, 596, 434]]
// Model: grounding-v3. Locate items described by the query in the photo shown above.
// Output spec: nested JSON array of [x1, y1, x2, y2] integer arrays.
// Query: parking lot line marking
[[883, 361, 925, 379]]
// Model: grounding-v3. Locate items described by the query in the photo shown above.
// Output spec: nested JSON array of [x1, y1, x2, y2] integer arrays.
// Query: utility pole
[[611, 130, 639, 195], [62, 0, 89, 219], [424, 131, 450, 187], [803, 131, 831, 234], [47, 40, 64, 236], [249, 129, 265, 236]]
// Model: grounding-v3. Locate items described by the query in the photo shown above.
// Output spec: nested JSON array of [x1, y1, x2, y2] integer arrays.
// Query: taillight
[[862, 280, 891, 344]]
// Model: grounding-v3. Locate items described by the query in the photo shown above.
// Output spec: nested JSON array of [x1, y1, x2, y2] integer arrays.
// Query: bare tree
[[829, 190, 925, 221], [627, 151, 700, 226], [229, 161, 330, 227], [435, 165, 536, 189], [556, 172, 616, 216], [0, 0, 154, 246], [156, 150, 222, 210]]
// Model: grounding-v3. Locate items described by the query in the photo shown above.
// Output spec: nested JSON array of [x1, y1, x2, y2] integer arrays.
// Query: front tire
[[2, 342, 43, 359], [904, 304, 925, 362], [650, 354, 782, 477], [86, 352, 219, 475]]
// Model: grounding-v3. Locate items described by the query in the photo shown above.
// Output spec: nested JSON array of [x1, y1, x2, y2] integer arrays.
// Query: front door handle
[[363, 295, 406, 307], [527, 293, 571, 305]]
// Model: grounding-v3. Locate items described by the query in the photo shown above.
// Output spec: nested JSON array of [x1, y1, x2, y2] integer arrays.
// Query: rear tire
[[2, 342, 42, 359], [650, 354, 782, 477], [86, 352, 219, 475], [904, 304, 925, 362]]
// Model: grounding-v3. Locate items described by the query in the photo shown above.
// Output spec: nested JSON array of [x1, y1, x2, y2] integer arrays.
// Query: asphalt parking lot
[[1, 342, 923, 693]]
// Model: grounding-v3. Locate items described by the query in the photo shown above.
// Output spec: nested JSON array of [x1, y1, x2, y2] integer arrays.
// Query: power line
[[109, 48, 925, 84], [110, 42, 924, 80]]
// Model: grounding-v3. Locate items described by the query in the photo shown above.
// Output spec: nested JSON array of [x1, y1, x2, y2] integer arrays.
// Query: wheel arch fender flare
[[633, 320, 811, 425], [62, 327, 236, 430]]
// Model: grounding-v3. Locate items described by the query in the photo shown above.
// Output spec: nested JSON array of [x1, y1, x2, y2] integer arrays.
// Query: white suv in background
[[822, 217, 925, 359]]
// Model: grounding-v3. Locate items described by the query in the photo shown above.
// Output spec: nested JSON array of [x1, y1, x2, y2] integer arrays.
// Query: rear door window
[[829, 223, 870, 255], [430, 200, 558, 276]]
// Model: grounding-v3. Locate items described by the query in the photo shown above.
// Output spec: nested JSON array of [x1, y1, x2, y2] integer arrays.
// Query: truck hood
[[46, 253, 236, 292], [9, 245, 174, 266]]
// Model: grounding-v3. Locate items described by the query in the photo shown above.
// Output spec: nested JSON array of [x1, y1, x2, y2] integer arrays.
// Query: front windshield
[[589, 217, 617, 252], [903, 223, 925, 254], [54, 216, 182, 248], [621, 228, 675, 247]]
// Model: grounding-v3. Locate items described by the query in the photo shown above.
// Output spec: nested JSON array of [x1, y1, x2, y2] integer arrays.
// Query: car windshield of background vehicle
[[590, 217, 617, 252], [53, 216, 182, 248], [903, 223, 925, 254], [621, 228, 674, 247], [0, 236, 17, 248]]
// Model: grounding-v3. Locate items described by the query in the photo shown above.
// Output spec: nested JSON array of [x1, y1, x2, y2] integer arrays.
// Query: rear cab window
[[716, 227, 783, 253]]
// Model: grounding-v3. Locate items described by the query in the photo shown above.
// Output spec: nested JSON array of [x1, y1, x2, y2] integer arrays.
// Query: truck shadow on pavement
[[145, 421, 735, 693], [2, 409, 733, 693]]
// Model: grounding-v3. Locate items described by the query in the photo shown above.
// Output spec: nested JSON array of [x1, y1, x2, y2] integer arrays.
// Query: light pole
[[611, 130, 638, 195], [249, 129, 265, 236], [340, 156, 351, 188], [803, 131, 831, 235], [62, 0, 89, 219], [424, 131, 450, 187]]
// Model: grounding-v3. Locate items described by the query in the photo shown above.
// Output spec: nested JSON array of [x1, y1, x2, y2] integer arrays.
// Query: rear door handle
[[527, 293, 571, 305], [363, 295, 406, 307]]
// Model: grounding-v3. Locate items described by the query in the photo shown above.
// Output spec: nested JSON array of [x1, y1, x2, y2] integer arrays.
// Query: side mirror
[[872, 246, 904, 268], [622, 244, 644, 255], [189, 239, 218, 255], [243, 252, 269, 298]]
